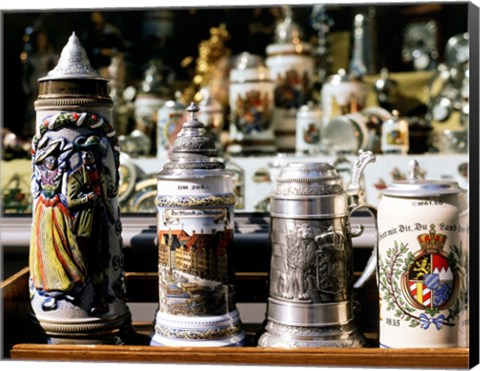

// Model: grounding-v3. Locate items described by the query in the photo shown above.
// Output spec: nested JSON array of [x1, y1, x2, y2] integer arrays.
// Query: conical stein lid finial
[[39, 32, 102, 81]]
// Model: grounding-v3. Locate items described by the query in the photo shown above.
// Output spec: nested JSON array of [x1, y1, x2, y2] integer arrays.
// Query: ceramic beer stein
[[151, 103, 245, 347], [377, 159, 468, 348], [29, 33, 131, 344], [228, 52, 276, 155], [320, 68, 368, 128], [295, 102, 322, 155], [265, 8, 314, 153], [156, 96, 186, 160], [258, 150, 377, 348]]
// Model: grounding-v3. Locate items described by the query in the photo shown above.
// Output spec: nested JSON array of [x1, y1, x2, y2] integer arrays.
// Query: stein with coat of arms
[[377, 159, 468, 348]]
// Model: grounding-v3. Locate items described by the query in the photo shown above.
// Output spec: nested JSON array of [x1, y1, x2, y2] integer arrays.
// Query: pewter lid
[[38, 32, 103, 81], [139, 60, 173, 96], [382, 159, 465, 197], [277, 162, 339, 181], [272, 162, 343, 197], [233, 52, 264, 70], [162, 96, 186, 111], [274, 5, 305, 44], [160, 103, 225, 174], [325, 68, 350, 84], [382, 110, 406, 126]]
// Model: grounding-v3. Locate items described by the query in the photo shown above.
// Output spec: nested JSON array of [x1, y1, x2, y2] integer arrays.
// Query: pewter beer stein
[[151, 103, 245, 347], [29, 33, 131, 344], [258, 151, 377, 348]]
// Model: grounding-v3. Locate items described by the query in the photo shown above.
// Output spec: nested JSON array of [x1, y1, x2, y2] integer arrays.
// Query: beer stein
[[228, 52, 276, 155], [377, 160, 468, 348], [156, 96, 186, 160], [29, 33, 131, 344], [151, 103, 245, 347], [266, 6, 314, 153], [295, 102, 322, 155], [320, 68, 368, 128], [258, 150, 377, 348]]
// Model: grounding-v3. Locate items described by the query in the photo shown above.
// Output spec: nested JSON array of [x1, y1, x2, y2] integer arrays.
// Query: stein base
[[151, 309, 246, 347], [150, 332, 246, 347], [31, 311, 134, 345], [257, 320, 367, 348]]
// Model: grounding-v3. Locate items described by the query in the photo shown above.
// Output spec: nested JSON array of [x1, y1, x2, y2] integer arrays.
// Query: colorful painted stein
[[30, 33, 131, 344], [228, 52, 276, 155], [381, 110, 409, 155], [265, 10, 314, 153], [258, 150, 377, 348], [156, 96, 186, 160], [320, 69, 368, 128], [295, 102, 322, 155], [377, 159, 468, 348], [151, 103, 245, 347]]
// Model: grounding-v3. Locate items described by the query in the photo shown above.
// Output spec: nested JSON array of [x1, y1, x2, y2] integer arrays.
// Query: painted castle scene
[[158, 227, 236, 316]]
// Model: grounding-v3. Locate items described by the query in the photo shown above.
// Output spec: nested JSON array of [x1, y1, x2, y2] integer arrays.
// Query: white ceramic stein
[[377, 159, 468, 348]]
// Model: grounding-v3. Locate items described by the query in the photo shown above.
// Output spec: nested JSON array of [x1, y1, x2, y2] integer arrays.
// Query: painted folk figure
[[30, 113, 121, 316]]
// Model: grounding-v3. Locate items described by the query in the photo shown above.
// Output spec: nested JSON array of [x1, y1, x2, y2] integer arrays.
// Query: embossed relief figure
[[283, 224, 317, 300], [30, 112, 124, 316], [314, 224, 351, 302], [67, 135, 118, 315], [276, 221, 351, 303], [30, 137, 87, 310]]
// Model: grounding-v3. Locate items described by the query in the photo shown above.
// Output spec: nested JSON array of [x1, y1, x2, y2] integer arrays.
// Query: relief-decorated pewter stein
[[30, 33, 131, 344], [151, 103, 245, 347], [377, 160, 468, 348], [258, 150, 377, 348]]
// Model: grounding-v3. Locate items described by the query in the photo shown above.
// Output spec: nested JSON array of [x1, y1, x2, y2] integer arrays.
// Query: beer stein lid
[[230, 52, 270, 83], [35, 32, 111, 106], [232, 52, 264, 70], [159, 103, 225, 176], [139, 60, 173, 96], [382, 159, 465, 197], [38, 32, 103, 81], [324, 68, 351, 84], [274, 5, 305, 44], [272, 162, 343, 197]]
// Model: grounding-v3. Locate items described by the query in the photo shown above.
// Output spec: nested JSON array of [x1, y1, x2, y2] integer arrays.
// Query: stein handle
[[349, 203, 378, 290]]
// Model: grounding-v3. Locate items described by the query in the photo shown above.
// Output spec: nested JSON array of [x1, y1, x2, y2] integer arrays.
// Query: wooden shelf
[[2, 267, 469, 368], [9, 342, 469, 368]]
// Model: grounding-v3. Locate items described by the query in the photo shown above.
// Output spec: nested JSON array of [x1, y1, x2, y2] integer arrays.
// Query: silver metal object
[[151, 103, 245, 347], [258, 150, 377, 348], [402, 21, 438, 71], [39, 32, 98, 81], [349, 10, 376, 78]]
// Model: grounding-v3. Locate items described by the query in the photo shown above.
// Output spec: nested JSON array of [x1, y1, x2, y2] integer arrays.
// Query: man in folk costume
[[67, 135, 117, 315]]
